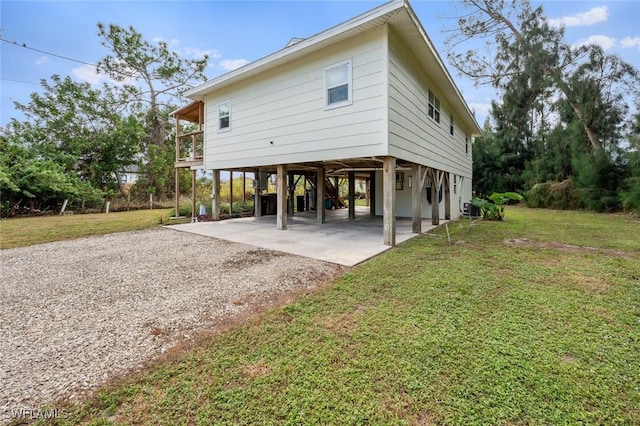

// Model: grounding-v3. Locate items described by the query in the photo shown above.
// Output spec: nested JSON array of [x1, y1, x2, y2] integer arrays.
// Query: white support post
[[383, 156, 396, 246], [431, 169, 443, 225], [444, 172, 451, 220], [412, 164, 422, 233], [317, 168, 326, 223], [348, 171, 355, 220], [254, 170, 262, 218], [212, 169, 221, 221], [369, 170, 376, 216], [277, 164, 287, 230]]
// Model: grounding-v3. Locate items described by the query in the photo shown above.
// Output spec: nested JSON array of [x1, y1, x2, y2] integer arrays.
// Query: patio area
[[166, 207, 446, 266]]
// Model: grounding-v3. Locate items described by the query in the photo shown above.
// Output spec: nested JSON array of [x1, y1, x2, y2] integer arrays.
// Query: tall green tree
[[450, 0, 639, 211], [446, 0, 638, 152], [621, 102, 640, 211], [96, 24, 208, 198], [9, 75, 143, 193]]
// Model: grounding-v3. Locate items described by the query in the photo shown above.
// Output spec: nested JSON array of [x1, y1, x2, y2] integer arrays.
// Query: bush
[[621, 176, 640, 213], [526, 179, 582, 210], [471, 192, 523, 220]]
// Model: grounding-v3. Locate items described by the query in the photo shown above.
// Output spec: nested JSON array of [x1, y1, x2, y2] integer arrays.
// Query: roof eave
[[184, 0, 404, 100], [399, 1, 481, 135]]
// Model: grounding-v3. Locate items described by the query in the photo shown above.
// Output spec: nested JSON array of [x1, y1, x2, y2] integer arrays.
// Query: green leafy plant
[[472, 191, 523, 220]]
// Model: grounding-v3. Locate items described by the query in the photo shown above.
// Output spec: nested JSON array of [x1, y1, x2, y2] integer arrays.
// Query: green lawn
[[0, 209, 172, 249], [34, 207, 640, 425]]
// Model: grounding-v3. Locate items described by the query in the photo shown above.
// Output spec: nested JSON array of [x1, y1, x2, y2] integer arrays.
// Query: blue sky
[[1, 0, 639, 128]]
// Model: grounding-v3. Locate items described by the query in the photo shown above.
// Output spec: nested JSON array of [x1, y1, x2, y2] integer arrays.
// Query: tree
[[621, 103, 640, 212], [446, 0, 639, 152], [0, 134, 100, 216], [10, 75, 143, 193], [96, 24, 208, 198]]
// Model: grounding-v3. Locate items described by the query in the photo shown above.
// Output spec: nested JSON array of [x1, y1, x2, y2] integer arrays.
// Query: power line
[[1, 77, 40, 85], [0, 37, 96, 66]]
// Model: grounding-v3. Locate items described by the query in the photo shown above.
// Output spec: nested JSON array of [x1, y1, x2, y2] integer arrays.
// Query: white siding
[[373, 170, 467, 220], [387, 31, 472, 179], [373, 170, 443, 219], [204, 27, 387, 170]]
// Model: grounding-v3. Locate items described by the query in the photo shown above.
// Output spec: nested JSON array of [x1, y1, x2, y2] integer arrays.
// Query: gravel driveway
[[0, 228, 343, 418]]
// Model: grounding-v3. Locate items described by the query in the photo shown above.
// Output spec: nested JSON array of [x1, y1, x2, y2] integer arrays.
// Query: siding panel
[[387, 31, 472, 178], [204, 27, 387, 170]]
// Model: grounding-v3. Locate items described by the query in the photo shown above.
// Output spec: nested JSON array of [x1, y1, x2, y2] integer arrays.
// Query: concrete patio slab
[[166, 207, 445, 266]]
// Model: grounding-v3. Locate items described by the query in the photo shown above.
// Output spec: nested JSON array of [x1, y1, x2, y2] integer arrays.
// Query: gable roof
[[184, 0, 481, 135]]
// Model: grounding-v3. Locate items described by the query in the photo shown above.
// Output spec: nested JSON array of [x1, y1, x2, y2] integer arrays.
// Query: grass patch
[[0, 209, 172, 249], [36, 207, 640, 424]]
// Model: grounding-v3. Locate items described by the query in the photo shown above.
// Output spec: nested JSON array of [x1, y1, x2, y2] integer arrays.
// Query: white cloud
[[183, 47, 221, 60], [152, 37, 220, 62], [35, 56, 50, 66], [549, 6, 609, 27], [576, 35, 616, 51], [468, 102, 492, 121], [71, 64, 121, 85], [152, 36, 179, 46], [621, 36, 640, 50], [218, 59, 250, 71]]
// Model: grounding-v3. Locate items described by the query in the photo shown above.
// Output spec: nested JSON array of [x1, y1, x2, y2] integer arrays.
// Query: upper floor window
[[428, 90, 440, 123], [449, 114, 454, 136], [325, 60, 352, 109], [218, 100, 231, 132], [465, 137, 469, 154]]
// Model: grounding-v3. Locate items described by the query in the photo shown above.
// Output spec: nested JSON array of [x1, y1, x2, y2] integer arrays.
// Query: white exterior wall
[[203, 27, 387, 170], [368, 30, 473, 220], [374, 170, 445, 219], [387, 31, 472, 180]]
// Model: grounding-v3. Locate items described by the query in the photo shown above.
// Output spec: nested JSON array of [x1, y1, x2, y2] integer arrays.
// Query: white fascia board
[[184, 0, 404, 100]]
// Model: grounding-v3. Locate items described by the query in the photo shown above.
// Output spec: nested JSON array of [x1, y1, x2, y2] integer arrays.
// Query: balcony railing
[[177, 130, 204, 163]]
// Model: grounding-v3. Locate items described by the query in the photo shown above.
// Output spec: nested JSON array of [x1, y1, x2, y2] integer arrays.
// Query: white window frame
[[324, 59, 353, 110], [428, 90, 441, 124], [218, 100, 231, 133]]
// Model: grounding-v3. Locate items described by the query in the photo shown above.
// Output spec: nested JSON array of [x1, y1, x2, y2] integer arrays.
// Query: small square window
[[325, 61, 352, 108], [218, 101, 231, 132]]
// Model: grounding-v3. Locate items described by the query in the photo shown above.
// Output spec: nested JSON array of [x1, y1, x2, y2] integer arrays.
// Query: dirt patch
[[504, 238, 634, 259], [220, 248, 287, 268], [243, 359, 270, 379]]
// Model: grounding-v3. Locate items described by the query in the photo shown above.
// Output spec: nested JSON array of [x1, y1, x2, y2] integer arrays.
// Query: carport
[[166, 207, 446, 266]]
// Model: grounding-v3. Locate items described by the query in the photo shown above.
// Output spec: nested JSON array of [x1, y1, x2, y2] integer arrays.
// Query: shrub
[[526, 179, 582, 210], [472, 192, 523, 220]]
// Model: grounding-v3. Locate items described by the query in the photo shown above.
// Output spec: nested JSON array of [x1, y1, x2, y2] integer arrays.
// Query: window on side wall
[[325, 60, 352, 109], [465, 137, 469, 154], [218, 101, 231, 132], [428, 90, 440, 123], [449, 114, 454, 136]]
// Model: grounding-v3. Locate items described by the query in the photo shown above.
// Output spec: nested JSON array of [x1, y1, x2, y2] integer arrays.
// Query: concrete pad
[[165, 207, 444, 266]]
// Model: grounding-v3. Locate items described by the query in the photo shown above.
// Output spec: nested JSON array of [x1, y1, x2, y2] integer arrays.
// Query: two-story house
[[173, 0, 481, 246]]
